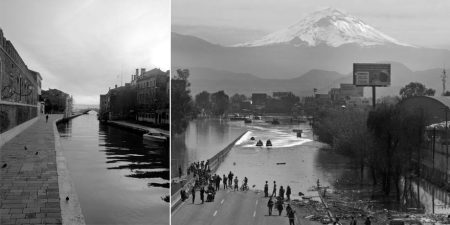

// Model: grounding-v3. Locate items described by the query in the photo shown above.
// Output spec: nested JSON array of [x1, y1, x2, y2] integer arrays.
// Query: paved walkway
[[0, 115, 63, 225], [172, 188, 317, 225]]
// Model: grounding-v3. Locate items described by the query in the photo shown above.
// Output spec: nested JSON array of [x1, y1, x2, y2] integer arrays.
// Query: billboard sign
[[353, 63, 391, 87]]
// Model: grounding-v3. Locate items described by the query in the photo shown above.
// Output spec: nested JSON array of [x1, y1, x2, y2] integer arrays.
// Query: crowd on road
[[264, 180, 296, 225], [178, 161, 298, 225]]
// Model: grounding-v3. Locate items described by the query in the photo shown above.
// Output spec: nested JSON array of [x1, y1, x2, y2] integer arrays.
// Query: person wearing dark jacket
[[191, 186, 196, 204], [264, 181, 269, 197], [279, 186, 285, 200], [276, 199, 284, 216], [200, 186, 205, 204], [286, 185, 291, 201], [287, 206, 296, 225], [267, 197, 274, 216]]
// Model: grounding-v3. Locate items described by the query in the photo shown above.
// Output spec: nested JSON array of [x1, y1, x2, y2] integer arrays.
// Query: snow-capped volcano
[[236, 8, 411, 47]]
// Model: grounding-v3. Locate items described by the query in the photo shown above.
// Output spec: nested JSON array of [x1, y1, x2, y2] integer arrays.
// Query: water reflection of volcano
[[99, 124, 169, 187]]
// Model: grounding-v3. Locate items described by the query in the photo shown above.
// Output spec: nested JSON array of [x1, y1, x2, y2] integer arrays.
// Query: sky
[[172, 0, 450, 49], [1, 0, 170, 105]]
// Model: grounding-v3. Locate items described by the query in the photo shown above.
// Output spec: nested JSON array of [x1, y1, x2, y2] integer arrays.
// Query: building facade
[[98, 67, 169, 126], [0, 28, 42, 145], [135, 68, 169, 125]]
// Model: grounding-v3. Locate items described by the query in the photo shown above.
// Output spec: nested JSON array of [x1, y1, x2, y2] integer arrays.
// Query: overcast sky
[[1, 0, 169, 105], [173, 0, 450, 49]]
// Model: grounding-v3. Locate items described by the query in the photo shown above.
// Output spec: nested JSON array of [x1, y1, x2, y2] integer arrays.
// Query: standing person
[[279, 186, 285, 200], [46, 114, 49, 123], [243, 177, 248, 190], [267, 197, 274, 216], [276, 199, 284, 216], [287, 206, 296, 225], [264, 181, 269, 197], [364, 217, 371, 225], [200, 186, 205, 204], [350, 216, 357, 225], [286, 204, 292, 215], [191, 186, 196, 204], [179, 166, 182, 179], [272, 181, 277, 197], [223, 174, 228, 189], [234, 176, 239, 191], [216, 175, 222, 191], [228, 172, 233, 188], [286, 185, 291, 201]]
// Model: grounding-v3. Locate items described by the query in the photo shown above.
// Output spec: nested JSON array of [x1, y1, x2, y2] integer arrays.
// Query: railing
[[171, 130, 248, 212]]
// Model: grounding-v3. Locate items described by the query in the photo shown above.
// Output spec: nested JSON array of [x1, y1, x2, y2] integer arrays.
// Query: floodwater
[[171, 119, 247, 177], [216, 119, 350, 199], [184, 118, 450, 214], [57, 112, 169, 225]]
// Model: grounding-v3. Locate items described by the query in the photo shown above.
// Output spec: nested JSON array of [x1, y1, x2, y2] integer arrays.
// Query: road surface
[[172, 188, 298, 225]]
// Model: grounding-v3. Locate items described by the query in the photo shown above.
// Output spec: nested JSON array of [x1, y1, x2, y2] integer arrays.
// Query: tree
[[171, 69, 194, 135], [211, 90, 229, 116], [230, 94, 247, 104], [195, 91, 211, 112], [443, 91, 450, 96], [399, 82, 435, 99]]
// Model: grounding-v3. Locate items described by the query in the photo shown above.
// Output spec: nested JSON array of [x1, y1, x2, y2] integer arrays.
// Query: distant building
[[252, 93, 267, 106], [99, 67, 169, 126], [1, 28, 42, 146], [134, 68, 169, 125], [100, 84, 137, 121], [329, 83, 363, 103], [273, 92, 293, 99]]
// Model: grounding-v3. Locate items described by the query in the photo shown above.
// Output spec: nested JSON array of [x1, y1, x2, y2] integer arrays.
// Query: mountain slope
[[183, 67, 346, 96], [237, 8, 410, 47], [173, 32, 450, 79]]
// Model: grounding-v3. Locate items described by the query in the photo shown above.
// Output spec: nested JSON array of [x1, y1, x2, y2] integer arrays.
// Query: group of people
[[264, 180, 296, 224]]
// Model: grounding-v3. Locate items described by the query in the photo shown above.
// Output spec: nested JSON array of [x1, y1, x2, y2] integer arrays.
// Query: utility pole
[[442, 68, 447, 95], [446, 108, 449, 184]]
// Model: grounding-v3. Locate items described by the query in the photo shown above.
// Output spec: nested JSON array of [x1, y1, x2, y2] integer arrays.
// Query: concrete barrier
[[171, 130, 249, 212]]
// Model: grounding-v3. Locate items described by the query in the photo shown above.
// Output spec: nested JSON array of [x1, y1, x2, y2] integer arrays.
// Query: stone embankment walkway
[[0, 115, 63, 225]]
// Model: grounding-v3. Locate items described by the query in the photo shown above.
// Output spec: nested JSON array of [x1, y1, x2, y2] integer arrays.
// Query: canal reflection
[[57, 112, 169, 225]]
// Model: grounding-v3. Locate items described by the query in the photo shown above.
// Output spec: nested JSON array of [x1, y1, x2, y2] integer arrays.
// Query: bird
[[24, 146, 28, 150], [1, 163, 7, 168], [298, 192, 304, 196], [65, 196, 69, 201], [35, 152, 38, 155]]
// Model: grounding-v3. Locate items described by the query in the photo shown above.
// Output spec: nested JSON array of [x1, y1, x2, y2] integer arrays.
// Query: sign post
[[353, 63, 391, 108]]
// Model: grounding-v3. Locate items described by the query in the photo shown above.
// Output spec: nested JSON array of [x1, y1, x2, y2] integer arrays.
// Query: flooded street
[[216, 119, 351, 199], [57, 112, 169, 225], [180, 118, 450, 214]]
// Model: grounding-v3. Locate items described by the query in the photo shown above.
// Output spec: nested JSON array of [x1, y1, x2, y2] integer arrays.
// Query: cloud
[[1, 0, 169, 105]]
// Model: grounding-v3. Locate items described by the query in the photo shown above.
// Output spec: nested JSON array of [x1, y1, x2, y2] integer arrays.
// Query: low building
[[0, 28, 42, 146]]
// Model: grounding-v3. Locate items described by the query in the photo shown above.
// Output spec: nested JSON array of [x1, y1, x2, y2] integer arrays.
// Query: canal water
[[178, 118, 450, 214], [57, 112, 169, 225]]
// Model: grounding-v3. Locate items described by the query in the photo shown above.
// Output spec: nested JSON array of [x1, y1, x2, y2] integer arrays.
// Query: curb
[[54, 116, 86, 225]]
